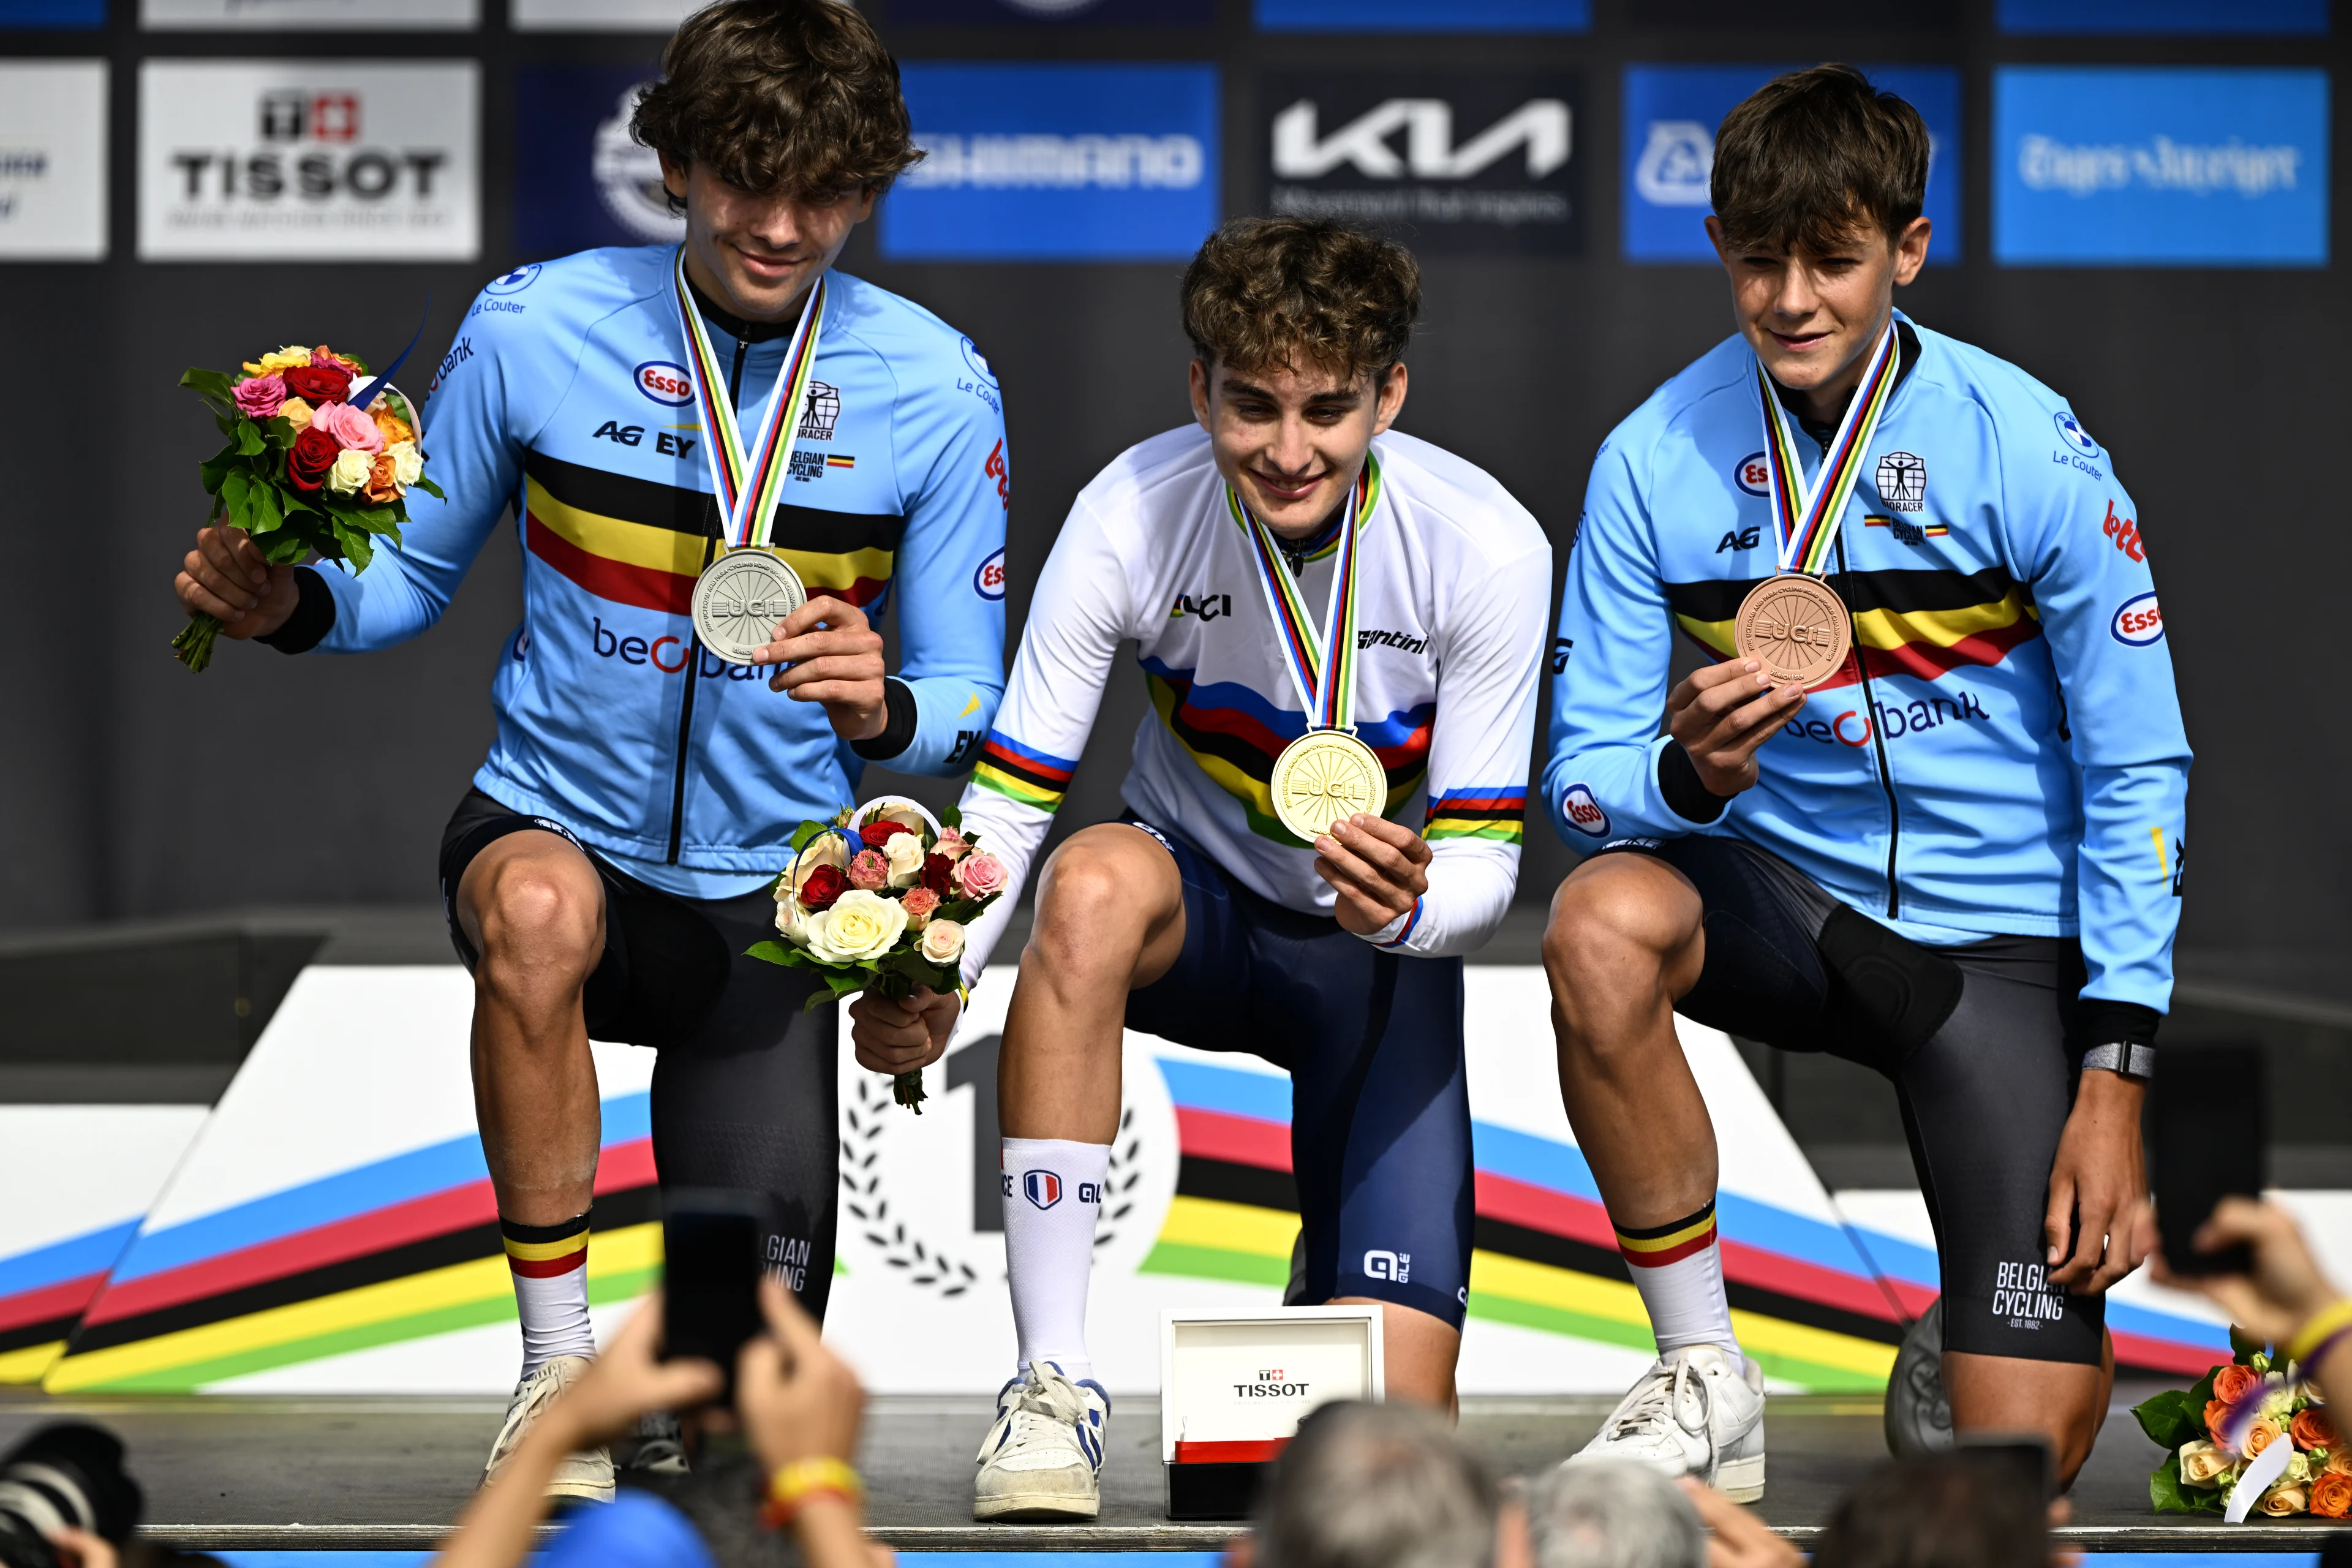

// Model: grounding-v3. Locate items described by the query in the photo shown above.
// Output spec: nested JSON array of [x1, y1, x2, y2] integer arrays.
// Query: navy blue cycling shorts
[[1121, 820, 1474, 1331]]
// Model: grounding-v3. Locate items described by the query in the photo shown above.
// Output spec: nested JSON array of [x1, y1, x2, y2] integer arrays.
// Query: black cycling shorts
[[1122, 818, 1474, 1331], [439, 788, 839, 1318], [1595, 833, 2105, 1366]]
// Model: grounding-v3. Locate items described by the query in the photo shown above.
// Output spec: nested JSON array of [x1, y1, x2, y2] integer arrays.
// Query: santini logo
[[1272, 98, 1570, 181], [903, 134, 1204, 190]]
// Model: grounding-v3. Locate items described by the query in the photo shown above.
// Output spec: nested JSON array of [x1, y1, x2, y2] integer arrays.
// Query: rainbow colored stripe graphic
[[973, 731, 1079, 813], [1424, 787, 1526, 845]]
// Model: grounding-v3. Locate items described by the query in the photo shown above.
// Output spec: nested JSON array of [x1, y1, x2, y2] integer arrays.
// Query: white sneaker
[[484, 1354, 615, 1503], [973, 1360, 1110, 1521], [1562, 1345, 1766, 1501]]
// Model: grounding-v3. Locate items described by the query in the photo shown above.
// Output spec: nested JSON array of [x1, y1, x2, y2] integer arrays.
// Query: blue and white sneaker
[[973, 1360, 1110, 1521]]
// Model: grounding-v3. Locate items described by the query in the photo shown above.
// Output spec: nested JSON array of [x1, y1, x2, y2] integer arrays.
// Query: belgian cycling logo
[[2052, 410, 2100, 458], [1874, 451, 1926, 511], [1560, 783, 1610, 839], [974, 548, 1008, 602], [1023, 1170, 1063, 1210], [2110, 591, 2163, 647], [1992, 1259, 2067, 1328], [1363, 1250, 1411, 1283], [1732, 451, 1769, 497], [485, 264, 540, 296], [634, 360, 694, 407], [797, 381, 840, 440]]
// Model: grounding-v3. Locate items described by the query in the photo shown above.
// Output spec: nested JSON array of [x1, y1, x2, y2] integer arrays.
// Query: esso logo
[[485, 263, 540, 296], [973, 546, 1006, 601], [1733, 451, 1770, 497], [634, 360, 694, 407], [1560, 783, 1611, 839], [2111, 591, 2164, 647]]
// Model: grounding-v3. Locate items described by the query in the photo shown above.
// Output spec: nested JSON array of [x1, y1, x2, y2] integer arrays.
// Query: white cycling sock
[[1001, 1136, 1107, 1383], [1615, 1197, 1744, 1373], [502, 1212, 597, 1381]]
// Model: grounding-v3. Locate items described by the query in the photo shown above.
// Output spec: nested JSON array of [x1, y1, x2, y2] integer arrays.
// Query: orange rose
[[2293, 1407, 2340, 1450], [371, 405, 413, 447], [2207, 1399, 2234, 1447], [2246, 1422, 2282, 1458], [2315, 1472, 2352, 1519], [2328, 1447, 2352, 1477], [363, 452, 401, 504], [2214, 1364, 2261, 1406]]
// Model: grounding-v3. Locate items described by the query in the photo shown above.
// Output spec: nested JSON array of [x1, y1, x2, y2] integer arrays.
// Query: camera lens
[[0, 1423, 143, 1568]]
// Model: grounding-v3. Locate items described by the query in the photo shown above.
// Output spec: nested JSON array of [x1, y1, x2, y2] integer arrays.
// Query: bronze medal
[[1733, 573, 1851, 688]]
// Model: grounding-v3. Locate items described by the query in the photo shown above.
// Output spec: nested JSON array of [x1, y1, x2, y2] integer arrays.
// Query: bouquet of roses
[[748, 797, 1011, 1112], [2135, 1325, 2348, 1518], [173, 342, 441, 672]]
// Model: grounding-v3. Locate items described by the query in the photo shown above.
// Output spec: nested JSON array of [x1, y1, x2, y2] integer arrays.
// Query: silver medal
[[691, 548, 807, 667]]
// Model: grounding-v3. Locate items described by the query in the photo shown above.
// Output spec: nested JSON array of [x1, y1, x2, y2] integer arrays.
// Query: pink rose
[[311, 399, 385, 454], [933, 827, 974, 862], [900, 886, 940, 928], [233, 374, 287, 420], [952, 850, 1008, 899], [848, 848, 889, 891]]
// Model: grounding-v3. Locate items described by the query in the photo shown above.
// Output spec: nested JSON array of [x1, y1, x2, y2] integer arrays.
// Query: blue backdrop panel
[[1993, 67, 2329, 267], [1997, 0, 2328, 35], [512, 63, 676, 263], [1254, 0, 1588, 31]]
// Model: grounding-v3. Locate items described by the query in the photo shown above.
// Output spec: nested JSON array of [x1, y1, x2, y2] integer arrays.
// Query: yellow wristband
[[2286, 1297, 2352, 1367], [761, 1457, 864, 1530]]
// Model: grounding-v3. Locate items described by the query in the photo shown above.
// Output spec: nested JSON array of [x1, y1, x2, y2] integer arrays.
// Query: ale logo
[[2110, 591, 2164, 647], [1561, 783, 1610, 839], [634, 360, 694, 407], [1024, 1170, 1063, 1210]]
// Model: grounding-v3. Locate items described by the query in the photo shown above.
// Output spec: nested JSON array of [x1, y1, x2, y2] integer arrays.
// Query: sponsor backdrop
[[0, 7, 2346, 1020]]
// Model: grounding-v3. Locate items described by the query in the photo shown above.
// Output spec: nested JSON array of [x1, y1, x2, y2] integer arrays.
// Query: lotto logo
[[1560, 783, 1610, 839], [984, 439, 1010, 510], [1023, 1170, 1062, 1210], [634, 360, 694, 407], [2101, 499, 2145, 562]]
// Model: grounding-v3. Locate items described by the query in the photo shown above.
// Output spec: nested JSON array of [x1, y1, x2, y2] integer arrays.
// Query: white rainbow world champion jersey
[[955, 426, 1552, 980]]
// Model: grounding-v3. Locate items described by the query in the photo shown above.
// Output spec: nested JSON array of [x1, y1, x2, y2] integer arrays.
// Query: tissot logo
[[1260, 70, 1582, 255]]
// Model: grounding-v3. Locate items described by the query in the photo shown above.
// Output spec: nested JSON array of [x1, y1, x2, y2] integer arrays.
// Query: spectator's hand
[[2044, 1069, 2150, 1294], [1678, 1479, 1800, 1568], [756, 597, 888, 741], [2149, 1196, 2342, 1346], [848, 986, 959, 1079], [541, 1295, 724, 1450], [176, 523, 300, 639], [43, 1528, 116, 1568], [739, 1276, 867, 1472]]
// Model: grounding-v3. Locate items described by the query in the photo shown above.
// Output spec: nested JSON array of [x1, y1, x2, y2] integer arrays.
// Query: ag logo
[[2053, 410, 2100, 458], [485, 263, 541, 297], [1634, 120, 1713, 206], [1875, 451, 1926, 512], [1023, 1170, 1063, 1210], [974, 546, 1007, 602], [1560, 783, 1610, 839], [634, 360, 695, 407], [2110, 591, 2164, 647], [1733, 451, 1769, 498]]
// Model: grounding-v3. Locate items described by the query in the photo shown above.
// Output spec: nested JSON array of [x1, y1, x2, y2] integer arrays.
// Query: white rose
[[326, 447, 373, 495], [802, 889, 907, 963], [918, 918, 966, 967], [387, 439, 423, 488], [883, 831, 927, 889], [774, 895, 810, 944], [2179, 1440, 2233, 1487]]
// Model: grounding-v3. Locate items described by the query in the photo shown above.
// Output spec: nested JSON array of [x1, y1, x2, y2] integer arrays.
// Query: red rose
[[282, 363, 352, 405], [859, 821, 911, 848], [287, 425, 341, 491], [921, 853, 953, 895], [798, 864, 847, 911]]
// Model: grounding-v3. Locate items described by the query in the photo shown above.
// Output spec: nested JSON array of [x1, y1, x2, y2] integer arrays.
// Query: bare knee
[[472, 857, 601, 1001], [1541, 858, 1700, 1038], [1029, 834, 1167, 982]]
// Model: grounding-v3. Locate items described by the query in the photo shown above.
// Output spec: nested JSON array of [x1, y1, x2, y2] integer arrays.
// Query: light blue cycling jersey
[[300, 244, 1009, 897], [1545, 314, 2188, 1012]]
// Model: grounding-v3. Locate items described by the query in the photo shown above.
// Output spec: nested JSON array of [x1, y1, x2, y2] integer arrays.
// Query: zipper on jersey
[[1833, 529, 1902, 917], [665, 332, 751, 865]]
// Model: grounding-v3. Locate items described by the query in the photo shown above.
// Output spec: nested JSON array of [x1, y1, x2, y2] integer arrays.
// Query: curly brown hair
[[1181, 217, 1421, 383], [1711, 64, 1930, 254], [631, 0, 922, 208]]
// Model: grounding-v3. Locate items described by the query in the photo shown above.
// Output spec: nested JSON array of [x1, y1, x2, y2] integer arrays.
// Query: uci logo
[[1023, 1170, 1062, 1210], [2111, 591, 2164, 647], [635, 360, 694, 407], [974, 546, 1006, 601], [1560, 783, 1610, 839], [485, 263, 540, 296], [1733, 451, 1769, 498]]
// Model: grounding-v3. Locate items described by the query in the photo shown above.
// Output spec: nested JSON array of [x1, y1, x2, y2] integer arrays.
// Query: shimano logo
[[904, 134, 1204, 190]]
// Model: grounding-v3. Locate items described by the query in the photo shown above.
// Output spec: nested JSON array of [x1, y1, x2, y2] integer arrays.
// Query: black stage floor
[[1, 1388, 2343, 1554]]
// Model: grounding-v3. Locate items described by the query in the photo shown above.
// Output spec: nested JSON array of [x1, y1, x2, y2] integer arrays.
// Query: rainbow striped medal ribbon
[[674, 246, 829, 666], [1232, 456, 1389, 844], [1732, 318, 1901, 688]]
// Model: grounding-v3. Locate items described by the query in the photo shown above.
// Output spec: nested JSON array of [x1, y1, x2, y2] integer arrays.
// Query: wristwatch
[[2080, 1041, 2157, 1081]]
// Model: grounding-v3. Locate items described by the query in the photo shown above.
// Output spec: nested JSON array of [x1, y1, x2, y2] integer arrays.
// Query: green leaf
[[937, 803, 963, 829], [2150, 1452, 2195, 1514], [249, 483, 285, 537], [180, 367, 236, 401], [744, 940, 801, 967], [790, 821, 823, 853], [414, 475, 445, 500], [220, 467, 252, 524], [935, 899, 985, 924], [2134, 1390, 2201, 1452], [234, 419, 267, 457], [2186, 1368, 2218, 1407]]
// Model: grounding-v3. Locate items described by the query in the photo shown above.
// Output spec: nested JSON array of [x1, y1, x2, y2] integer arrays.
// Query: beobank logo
[[593, 618, 766, 680], [1560, 782, 1610, 839], [2111, 591, 2164, 647], [634, 360, 695, 407]]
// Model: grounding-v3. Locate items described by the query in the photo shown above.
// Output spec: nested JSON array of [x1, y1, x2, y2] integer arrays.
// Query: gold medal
[[1270, 728, 1385, 843], [1733, 573, 1852, 688]]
